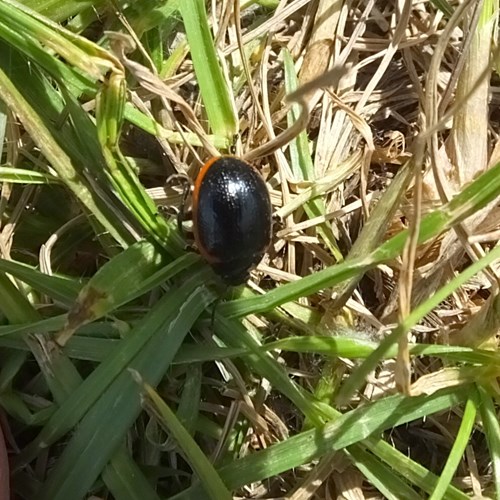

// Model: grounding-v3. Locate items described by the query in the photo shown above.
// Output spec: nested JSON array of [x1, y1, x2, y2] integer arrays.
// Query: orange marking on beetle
[[192, 157, 222, 265]]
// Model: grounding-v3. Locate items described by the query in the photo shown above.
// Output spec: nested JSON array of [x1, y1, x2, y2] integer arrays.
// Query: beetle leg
[[165, 174, 192, 236], [166, 173, 191, 188], [271, 213, 282, 233], [158, 204, 178, 217], [177, 188, 192, 237]]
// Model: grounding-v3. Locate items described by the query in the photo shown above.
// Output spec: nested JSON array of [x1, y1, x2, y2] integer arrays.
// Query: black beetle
[[191, 156, 272, 285]]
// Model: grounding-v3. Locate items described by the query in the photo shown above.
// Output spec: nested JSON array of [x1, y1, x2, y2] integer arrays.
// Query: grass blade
[[178, 0, 237, 138]]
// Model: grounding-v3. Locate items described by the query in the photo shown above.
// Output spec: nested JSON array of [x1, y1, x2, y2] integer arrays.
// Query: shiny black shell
[[192, 157, 272, 285]]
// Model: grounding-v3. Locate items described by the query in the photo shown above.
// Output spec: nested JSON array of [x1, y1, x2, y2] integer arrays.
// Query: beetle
[[189, 156, 272, 286]]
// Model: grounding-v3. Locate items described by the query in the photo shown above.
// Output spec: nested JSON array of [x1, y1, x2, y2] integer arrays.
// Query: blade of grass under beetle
[[136, 375, 232, 500], [15, 269, 214, 468], [171, 386, 467, 498], [178, 0, 237, 139], [37, 278, 217, 500], [220, 158, 500, 318]]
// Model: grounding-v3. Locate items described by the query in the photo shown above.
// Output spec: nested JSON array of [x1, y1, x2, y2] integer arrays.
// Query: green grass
[[0, 0, 499, 499]]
